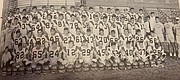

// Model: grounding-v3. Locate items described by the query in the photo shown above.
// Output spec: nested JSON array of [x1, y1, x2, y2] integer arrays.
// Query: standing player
[[48, 5, 58, 20], [101, 16, 110, 36], [89, 15, 101, 35], [42, 14, 55, 35], [164, 18, 176, 57], [84, 29, 96, 47], [81, 15, 90, 34], [30, 17, 42, 36], [154, 16, 164, 44], [39, 6, 48, 21], [54, 13, 66, 34]]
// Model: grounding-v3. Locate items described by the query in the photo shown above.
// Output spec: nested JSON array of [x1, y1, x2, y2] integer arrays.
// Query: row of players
[[2, 26, 165, 69]]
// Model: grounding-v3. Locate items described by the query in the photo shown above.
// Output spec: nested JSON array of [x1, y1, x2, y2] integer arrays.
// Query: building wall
[[86, 0, 179, 9]]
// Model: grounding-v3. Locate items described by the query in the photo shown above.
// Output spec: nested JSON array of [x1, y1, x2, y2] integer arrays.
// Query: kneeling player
[[95, 41, 107, 65], [79, 40, 94, 70]]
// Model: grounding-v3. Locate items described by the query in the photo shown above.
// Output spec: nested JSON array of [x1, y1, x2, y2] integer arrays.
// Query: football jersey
[[107, 46, 120, 57], [49, 47, 60, 62], [66, 46, 77, 57], [108, 35, 119, 43], [36, 35, 48, 46], [48, 10, 58, 20], [100, 21, 110, 35], [134, 34, 145, 42], [55, 20, 66, 33], [42, 20, 55, 34], [148, 35, 159, 47], [19, 21, 30, 36], [38, 11, 48, 21], [127, 22, 136, 35], [109, 21, 119, 34], [84, 34, 95, 47], [81, 21, 90, 33], [123, 46, 134, 56], [96, 46, 106, 59], [88, 12, 95, 21], [81, 46, 92, 57], [74, 34, 84, 47], [32, 47, 44, 62], [67, 20, 82, 35], [89, 21, 101, 35], [49, 33, 61, 46], [26, 36, 36, 49], [62, 33, 74, 46], [30, 22, 42, 36], [15, 48, 27, 63], [96, 34, 109, 46], [13, 35, 26, 50]]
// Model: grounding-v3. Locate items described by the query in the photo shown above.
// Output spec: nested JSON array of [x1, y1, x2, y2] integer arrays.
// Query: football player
[[74, 28, 84, 48], [62, 28, 74, 48], [108, 30, 119, 46], [96, 29, 109, 46], [79, 40, 94, 65], [89, 14, 101, 35], [42, 14, 55, 35], [55, 13, 66, 34], [48, 5, 58, 20], [135, 41, 148, 62], [81, 15, 90, 34], [35, 29, 49, 47], [30, 17, 42, 36], [39, 6, 48, 21], [30, 6, 41, 21], [84, 29, 96, 47], [87, 7, 95, 21], [100, 15, 110, 36], [94, 41, 107, 65], [49, 28, 61, 47], [64, 40, 78, 66]]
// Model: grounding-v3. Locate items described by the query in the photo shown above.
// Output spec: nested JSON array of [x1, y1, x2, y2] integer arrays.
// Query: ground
[[1, 58, 180, 80]]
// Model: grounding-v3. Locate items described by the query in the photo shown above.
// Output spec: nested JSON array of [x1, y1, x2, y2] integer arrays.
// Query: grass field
[[1, 58, 180, 80]]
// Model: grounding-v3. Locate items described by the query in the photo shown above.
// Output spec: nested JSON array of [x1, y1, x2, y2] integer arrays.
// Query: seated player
[[94, 41, 107, 65], [107, 42, 120, 64], [121, 29, 134, 46], [13, 43, 28, 69], [30, 17, 42, 36], [151, 43, 166, 62], [49, 41, 61, 67], [79, 40, 94, 65], [1, 47, 12, 68], [122, 41, 135, 64], [31, 41, 45, 71], [135, 41, 148, 62], [26, 30, 36, 52], [64, 40, 78, 67]]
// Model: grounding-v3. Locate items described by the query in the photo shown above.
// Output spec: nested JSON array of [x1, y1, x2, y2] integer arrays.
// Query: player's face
[[37, 31, 43, 37], [124, 30, 128, 35], [137, 18, 142, 23], [155, 18, 160, 23], [99, 42, 103, 48], [111, 32, 115, 36], [50, 29, 56, 35], [137, 31, 141, 35], [103, 18, 107, 22], [107, 9, 111, 13], [18, 45, 22, 50], [52, 43, 57, 49], [89, 9, 94, 13], [115, 10, 120, 14], [71, 16, 76, 21], [80, 6, 84, 11], [139, 43, 143, 48], [22, 18, 26, 22], [111, 45, 116, 49], [82, 17, 87, 21], [47, 15, 52, 20], [94, 17, 99, 22], [155, 44, 159, 48], [42, 7, 47, 11], [27, 32, 32, 37], [87, 31, 91, 36], [16, 32, 21, 37], [131, 18, 135, 23], [130, 9, 134, 13], [32, 8, 37, 12], [58, 15, 64, 20], [112, 17, 116, 21], [64, 30, 69, 34], [99, 8, 103, 12], [76, 29, 81, 35], [22, 11, 26, 15], [69, 42, 74, 48], [61, 8, 66, 12], [71, 8, 75, 12], [50, 6, 54, 11], [36, 44, 41, 49], [99, 30, 104, 35], [32, 19, 37, 23], [139, 10, 143, 14]]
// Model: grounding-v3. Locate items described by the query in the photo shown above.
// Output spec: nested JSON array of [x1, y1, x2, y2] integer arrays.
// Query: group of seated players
[[2, 4, 176, 75]]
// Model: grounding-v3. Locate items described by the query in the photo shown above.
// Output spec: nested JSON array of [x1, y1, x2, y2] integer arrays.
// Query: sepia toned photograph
[[0, 0, 180, 80]]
